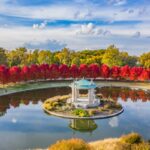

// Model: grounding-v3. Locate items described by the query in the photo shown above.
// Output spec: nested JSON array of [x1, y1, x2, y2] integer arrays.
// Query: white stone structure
[[68, 79, 100, 108]]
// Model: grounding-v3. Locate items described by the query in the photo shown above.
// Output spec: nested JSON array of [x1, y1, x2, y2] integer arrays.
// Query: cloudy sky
[[0, 0, 150, 55]]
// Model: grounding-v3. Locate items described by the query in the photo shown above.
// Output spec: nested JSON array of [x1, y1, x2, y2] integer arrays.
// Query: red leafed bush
[[9, 66, 21, 83], [30, 64, 41, 81], [130, 67, 143, 81], [79, 64, 89, 78], [138, 69, 149, 81], [70, 64, 79, 78], [89, 64, 99, 78], [111, 66, 120, 79], [49, 64, 59, 79], [21, 66, 30, 81], [39, 64, 50, 80], [0, 65, 9, 85], [120, 65, 130, 79], [100, 64, 110, 78], [59, 64, 69, 78], [0, 63, 150, 84]]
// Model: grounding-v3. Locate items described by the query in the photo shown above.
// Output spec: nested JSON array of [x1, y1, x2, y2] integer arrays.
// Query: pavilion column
[[88, 89, 91, 104], [72, 83, 75, 103], [76, 89, 79, 98]]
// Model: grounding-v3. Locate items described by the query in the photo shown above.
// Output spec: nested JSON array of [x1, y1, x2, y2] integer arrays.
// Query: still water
[[0, 86, 150, 150]]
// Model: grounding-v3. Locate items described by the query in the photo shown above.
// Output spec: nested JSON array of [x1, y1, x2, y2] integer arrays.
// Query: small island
[[43, 79, 123, 119]]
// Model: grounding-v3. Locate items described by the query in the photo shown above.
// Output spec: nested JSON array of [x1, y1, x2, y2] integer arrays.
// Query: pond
[[0, 85, 150, 150]]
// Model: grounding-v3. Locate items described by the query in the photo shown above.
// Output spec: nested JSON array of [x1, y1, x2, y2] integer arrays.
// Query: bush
[[73, 109, 89, 117], [48, 138, 91, 150], [121, 133, 142, 144], [131, 143, 150, 150], [88, 109, 99, 116]]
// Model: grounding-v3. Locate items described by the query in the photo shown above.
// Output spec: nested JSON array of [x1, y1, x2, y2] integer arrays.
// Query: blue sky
[[0, 0, 149, 55]]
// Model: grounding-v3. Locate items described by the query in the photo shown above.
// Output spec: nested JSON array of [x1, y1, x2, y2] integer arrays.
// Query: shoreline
[[0, 80, 150, 97]]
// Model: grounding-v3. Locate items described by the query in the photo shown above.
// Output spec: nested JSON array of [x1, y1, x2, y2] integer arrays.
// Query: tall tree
[[102, 45, 124, 67], [38, 50, 52, 64], [139, 52, 150, 68], [7, 47, 28, 67], [0, 48, 7, 65]]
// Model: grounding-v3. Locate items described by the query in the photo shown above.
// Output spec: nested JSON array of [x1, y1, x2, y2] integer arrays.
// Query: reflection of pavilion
[[69, 119, 97, 134], [0, 111, 6, 117], [68, 79, 100, 108]]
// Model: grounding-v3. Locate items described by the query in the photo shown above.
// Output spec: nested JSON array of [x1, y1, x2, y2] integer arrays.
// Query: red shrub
[[70, 64, 79, 78], [100, 64, 110, 78], [89, 64, 99, 78], [111, 66, 120, 79], [59, 64, 69, 78], [9, 66, 21, 83], [79, 64, 89, 78]]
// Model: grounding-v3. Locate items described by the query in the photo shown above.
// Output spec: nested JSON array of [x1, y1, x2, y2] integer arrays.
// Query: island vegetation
[[43, 95, 123, 118]]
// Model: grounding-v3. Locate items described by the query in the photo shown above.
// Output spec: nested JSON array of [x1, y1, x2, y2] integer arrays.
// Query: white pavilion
[[67, 79, 100, 108]]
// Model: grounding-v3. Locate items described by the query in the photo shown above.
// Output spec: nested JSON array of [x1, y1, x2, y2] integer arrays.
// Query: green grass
[[0, 81, 71, 95]]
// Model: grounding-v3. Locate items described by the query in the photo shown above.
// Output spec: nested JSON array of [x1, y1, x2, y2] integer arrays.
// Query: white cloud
[[0, 1, 149, 22], [75, 23, 95, 35], [32, 20, 47, 29], [75, 23, 112, 36], [24, 39, 67, 50], [108, 0, 127, 6], [0, 22, 149, 55]]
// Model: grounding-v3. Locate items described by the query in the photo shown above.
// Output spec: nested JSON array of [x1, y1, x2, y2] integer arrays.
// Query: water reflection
[[69, 119, 97, 133], [0, 87, 149, 116], [0, 86, 150, 150]]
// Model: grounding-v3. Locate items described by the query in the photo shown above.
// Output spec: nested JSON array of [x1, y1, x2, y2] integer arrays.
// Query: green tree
[[0, 47, 7, 65], [102, 45, 123, 67], [7, 47, 28, 66], [38, 50, 52, 64], [56, 48, 72, 65], [71, 57, 81, 66], [139, 52, 150, 68]]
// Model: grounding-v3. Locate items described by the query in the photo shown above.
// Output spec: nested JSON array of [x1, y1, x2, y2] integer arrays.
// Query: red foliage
[[79, 64, 89, 78], [0, 65, 9, 84], [111, 66, 120, 79], [138, 69, 149, 81], [89, 64, 99, 78], [120, 65, 130, 79], [70, 64, 79, 78], [21, 66, 30, 81], [130, 67, 143, 80], [0, 63, 150, 84], [30, 64, 41, 80], [49, 64, 59, 79], [100, 64, 110, 78], [9, 66, 21, 83], [39, 64, 50, 80], [59, 64, 69, 78]]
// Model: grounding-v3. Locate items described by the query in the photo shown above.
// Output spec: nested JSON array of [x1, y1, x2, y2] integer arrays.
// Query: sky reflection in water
[[0, 87, 150, 150]]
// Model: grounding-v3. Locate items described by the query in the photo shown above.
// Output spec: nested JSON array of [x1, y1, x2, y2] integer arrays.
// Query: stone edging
[[43, 107, 124, 120]]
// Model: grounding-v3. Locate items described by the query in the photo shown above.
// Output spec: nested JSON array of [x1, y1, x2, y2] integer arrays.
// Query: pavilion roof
[[74, 79, 97, 89]]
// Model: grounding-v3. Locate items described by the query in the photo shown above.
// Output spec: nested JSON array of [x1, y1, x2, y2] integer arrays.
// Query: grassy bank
[[48, 133, 150, 150]]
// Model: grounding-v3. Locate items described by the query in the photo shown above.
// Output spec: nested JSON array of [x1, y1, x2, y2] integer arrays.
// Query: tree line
[[0, 45, 150, 68], [0, 63, 150, 86]]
